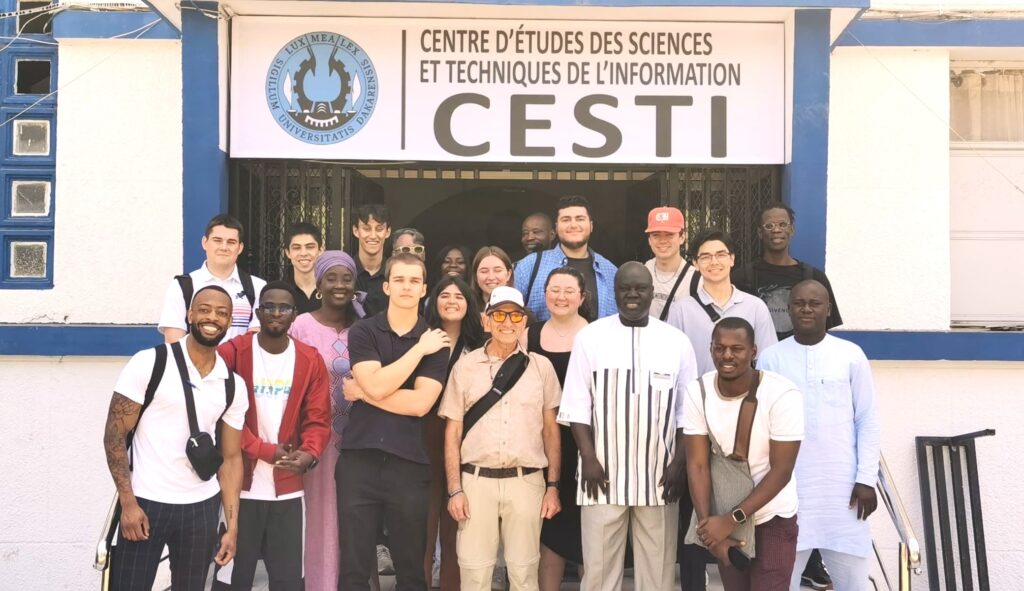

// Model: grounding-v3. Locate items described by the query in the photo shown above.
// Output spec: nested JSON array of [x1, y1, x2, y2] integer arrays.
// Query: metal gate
[[230, 160, 780, 278]]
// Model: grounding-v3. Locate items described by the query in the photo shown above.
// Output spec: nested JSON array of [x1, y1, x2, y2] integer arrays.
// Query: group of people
[[101, 194, 880, 591]]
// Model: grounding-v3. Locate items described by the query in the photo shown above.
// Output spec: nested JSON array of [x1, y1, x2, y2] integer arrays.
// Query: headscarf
[[314, 250, 366, 318]]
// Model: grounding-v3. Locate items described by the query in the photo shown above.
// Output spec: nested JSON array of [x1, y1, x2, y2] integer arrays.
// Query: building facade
[[1, 0, 1022, 587]]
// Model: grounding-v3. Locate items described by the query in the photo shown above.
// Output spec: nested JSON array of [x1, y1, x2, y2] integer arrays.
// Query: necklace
[[548, 318, 583, 338], [652, 262, 680, 285]]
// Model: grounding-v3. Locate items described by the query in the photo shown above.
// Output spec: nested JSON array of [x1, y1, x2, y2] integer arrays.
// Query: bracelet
[[447, 489, 464, 499], [546, 481, 560, 489]]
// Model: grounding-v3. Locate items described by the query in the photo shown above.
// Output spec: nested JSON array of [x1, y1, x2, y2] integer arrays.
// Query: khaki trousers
[[580, 503, 680, 591], [457, 468, 546, 591]]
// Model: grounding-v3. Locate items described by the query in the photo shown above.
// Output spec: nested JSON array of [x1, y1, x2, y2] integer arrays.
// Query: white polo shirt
[[114, 338, 248, 504], [158, 263, 267, 341], [681, 370, 803, 524]]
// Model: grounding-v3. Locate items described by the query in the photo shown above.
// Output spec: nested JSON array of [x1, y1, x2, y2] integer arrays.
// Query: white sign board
[[231, 17, 785, 164]]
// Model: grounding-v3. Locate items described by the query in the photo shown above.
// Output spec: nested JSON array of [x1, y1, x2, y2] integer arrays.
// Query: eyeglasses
[[761, 221, 792, 231], [489, 310, 526, 324], [257, 303, 296, 315], [394, 245, 425, 255], [546, 288, 579, 298], [695, 251, 732, 264]]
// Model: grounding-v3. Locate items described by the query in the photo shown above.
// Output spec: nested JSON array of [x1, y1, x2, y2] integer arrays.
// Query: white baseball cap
[[486, 286, 526, 312]]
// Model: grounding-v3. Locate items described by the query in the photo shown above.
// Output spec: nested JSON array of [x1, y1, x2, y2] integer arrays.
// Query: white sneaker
[[431, 561, 441, 588], [377, 545, 395, 576]]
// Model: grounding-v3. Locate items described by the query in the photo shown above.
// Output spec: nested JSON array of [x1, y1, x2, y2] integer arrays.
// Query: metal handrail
[[875, 453, 923, 590]]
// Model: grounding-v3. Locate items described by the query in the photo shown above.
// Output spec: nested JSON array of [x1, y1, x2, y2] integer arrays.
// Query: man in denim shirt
[[514, 195, 617, 321]]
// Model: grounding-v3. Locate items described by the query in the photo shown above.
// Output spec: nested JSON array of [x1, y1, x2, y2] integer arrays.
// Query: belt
[[461, 464, 540, 479]]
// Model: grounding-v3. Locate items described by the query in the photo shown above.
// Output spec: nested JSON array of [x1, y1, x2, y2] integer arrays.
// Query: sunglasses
[[489, 310, 526, 324], [394, 245, 425, 255]]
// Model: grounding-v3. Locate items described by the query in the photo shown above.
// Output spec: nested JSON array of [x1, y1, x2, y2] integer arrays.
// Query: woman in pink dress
[[289, 251, 365, 591]]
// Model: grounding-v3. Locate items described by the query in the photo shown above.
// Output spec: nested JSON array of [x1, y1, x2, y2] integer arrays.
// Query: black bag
[[462, 352, 530, 435], [175, 269, 256, 328], [170, 341, 235, 481]]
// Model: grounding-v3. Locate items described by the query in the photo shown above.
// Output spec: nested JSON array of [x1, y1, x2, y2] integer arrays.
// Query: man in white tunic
[[558, 262, 699, 591], [757, 280, 881, 591]]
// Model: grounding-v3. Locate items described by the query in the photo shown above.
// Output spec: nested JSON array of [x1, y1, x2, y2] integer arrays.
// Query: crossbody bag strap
[[690, 272, 721, 323], [523, 251, 544, 308], [658, 261, 692, 322], [127, 344, 168, 470], [697, 376, 723, 454], [170, 341, 201, 437], [462, 352, 530, 435], [730, 371, 761, 462]]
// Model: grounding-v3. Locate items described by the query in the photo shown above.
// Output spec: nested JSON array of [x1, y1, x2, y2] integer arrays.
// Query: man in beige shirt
[[439, 286, 562, 591]]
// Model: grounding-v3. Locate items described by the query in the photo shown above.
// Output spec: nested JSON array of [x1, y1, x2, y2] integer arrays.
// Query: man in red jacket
[[213, 280, 331, 590]]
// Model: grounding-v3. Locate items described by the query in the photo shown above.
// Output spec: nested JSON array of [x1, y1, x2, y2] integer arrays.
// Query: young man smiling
[[559, 262, 698, 591], [666, 231, 777, 376], [159, 214, 267, 343], [515, 195, 617, 321], [104, 286, 248, 590], [440, 286, 562, 590], [352, 204, 392, 317], [282, 222, 325, 314], [338, 252, 451, 591], [213, 281, 332, 590], [643, 206, 698, 321]]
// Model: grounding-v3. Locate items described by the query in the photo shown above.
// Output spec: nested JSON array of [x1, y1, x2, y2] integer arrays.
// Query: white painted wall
[[827, 47, 952, 330], [0, 39, 182, 325]]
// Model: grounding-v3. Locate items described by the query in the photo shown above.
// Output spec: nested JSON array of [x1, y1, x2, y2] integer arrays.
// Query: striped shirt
[[158, 263, 266, 341], [558, 316, 698, 507]]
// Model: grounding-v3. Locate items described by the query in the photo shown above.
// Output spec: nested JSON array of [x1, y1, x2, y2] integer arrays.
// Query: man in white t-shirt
[[159, 214, 268, 343], [644, 206, 698, 322], [682, 317, 803, 591], [103, 286, 248, 590], [212, 281, 332, 590]]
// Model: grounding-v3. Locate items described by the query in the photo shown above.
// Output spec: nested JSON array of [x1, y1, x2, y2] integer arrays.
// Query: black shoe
[[801, 561, 833, 590]]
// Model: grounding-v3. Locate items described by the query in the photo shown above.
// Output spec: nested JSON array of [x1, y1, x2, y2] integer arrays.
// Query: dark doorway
[[231, 161, 779, 281]]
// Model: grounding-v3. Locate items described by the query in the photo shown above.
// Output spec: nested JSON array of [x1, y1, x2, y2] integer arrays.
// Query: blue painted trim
[[783, 9, 829, 270], [837, 19, 1024, 48], [3, 325, 1024, 360], [138, 0, 181, 33], [52, 10, 180, 40], [834, 331, 1024, 362], [0, 325, 159, 356], [357, 0, 866, 5], [181, 9, 227, 272]]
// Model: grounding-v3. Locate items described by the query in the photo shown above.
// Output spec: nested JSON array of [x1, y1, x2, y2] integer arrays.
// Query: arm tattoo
[[103, 393, 142, 496]]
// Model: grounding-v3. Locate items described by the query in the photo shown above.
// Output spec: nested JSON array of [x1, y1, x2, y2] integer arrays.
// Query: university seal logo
[[266, 32, 378, 145]]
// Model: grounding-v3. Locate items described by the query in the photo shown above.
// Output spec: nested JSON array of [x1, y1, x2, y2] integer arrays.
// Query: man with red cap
[[644, 206, 698, 321]]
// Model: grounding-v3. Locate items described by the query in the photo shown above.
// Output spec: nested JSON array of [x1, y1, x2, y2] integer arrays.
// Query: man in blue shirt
[[514, 195, 617, 321]]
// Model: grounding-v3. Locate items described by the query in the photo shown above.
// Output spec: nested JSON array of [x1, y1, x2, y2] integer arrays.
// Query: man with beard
[[758, 281, 880, 591], [212, 281, 332, 590], [558, 262, 698, 591], [283, 222, 325, 314], [160, 214, 268, 343], [103, 286, 248, 590], [519, 212, 556, 258], [515, 195, 617, 321], [683, 317, 803, 591]]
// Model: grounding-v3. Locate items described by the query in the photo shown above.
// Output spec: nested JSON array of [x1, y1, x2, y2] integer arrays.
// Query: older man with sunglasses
[[439, 286, 562, 590]]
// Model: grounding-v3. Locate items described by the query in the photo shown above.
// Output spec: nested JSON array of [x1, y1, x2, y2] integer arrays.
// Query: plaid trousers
[[110, 494, 221, 591]]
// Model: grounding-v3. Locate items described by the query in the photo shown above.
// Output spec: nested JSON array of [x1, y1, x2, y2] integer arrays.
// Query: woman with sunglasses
[[521, 266, 591, 591], [288, 251, 366, 591], [422, 276, 485, 589]]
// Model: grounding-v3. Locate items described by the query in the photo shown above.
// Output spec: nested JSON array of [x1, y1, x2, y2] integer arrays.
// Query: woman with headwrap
[[289, 251, 366, 591]]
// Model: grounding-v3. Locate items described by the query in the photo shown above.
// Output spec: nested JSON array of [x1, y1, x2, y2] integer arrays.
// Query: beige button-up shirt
[[439, 342, 561, 469]]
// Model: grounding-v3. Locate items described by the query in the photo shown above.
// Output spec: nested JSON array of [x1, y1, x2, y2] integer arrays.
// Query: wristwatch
[[546, 481, 560, 489], [305, 458, 319, 472], [731, 507, 748, 524]]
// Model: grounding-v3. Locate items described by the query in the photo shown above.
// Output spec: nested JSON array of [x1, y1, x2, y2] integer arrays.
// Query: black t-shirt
[[567, 255, 599, 322], [731, 259, 843, 340], [282, 272, 321, 314], [355, 261, 387, 317], [343, 312, 449, 464]]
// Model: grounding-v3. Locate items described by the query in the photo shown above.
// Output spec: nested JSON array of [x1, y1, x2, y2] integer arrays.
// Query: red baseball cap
[[646, 207, 685, 233]]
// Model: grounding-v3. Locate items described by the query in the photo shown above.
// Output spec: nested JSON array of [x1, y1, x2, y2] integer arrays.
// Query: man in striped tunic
[[558, 261, 699, 591]]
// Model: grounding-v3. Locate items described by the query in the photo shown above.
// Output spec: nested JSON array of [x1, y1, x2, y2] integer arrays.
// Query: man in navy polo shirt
[[337, 252, 451, 591]]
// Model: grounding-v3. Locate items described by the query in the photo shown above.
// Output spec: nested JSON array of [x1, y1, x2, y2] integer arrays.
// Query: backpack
[[175, 268, 256, 328]]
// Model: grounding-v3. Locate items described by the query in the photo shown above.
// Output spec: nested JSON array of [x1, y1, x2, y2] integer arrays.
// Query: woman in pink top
[[289, 251, 365, 591]]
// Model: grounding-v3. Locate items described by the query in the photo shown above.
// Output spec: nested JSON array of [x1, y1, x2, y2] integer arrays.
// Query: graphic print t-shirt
[[243, 341, 297, 501], [732, 261, 843, 339]]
